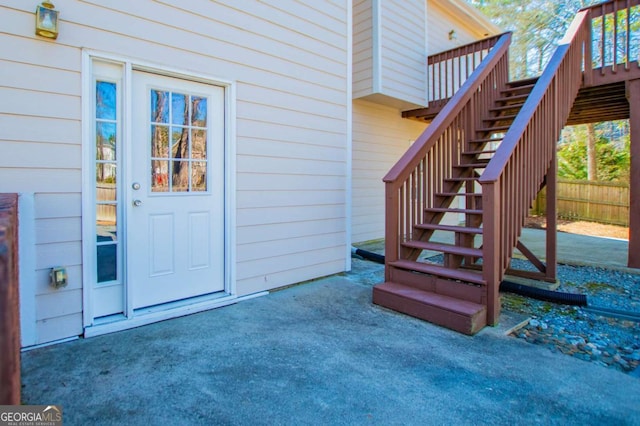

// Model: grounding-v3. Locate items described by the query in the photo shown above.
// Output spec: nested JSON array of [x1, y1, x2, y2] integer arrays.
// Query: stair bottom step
[[372, 282, 487, 335]]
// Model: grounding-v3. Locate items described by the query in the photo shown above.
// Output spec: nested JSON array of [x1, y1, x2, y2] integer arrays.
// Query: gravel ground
[[504, 259, 640, 376], [353, 240, 640, 377]]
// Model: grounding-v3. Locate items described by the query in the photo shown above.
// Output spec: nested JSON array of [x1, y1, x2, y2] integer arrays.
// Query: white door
[[129, 71, 225, 309]]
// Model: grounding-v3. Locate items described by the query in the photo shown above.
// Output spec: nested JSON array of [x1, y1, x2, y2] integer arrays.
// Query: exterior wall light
[[35, 1, 59, 39], [448, 30, 457, 41]]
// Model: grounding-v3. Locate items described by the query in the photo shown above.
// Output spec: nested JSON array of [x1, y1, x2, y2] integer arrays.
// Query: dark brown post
[[545, 155, 557, 281], [482, 182, 501, 326], [384, 182, 399, 282], [628, 79, 640, 268], [0, 194, 20, 405]]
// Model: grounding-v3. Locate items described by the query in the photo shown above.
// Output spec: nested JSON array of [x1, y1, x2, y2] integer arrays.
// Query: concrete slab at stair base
[[373, 282, 487, 335]]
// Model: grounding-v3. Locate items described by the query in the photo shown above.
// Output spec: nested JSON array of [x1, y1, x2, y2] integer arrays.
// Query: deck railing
[[585, 0, 640, 85], [479, 10, 593, 324], [383, 32, 512, 282], [428, 34, 505, 108], [0, 193, 20, 404]]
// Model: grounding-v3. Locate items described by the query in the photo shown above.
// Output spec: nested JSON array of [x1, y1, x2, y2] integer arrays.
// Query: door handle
[[133, 199, 143, 207]]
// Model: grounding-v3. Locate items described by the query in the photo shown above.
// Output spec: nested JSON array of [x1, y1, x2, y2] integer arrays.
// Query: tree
[[467, 0, 632, 184], [467, 0, 601, 78], [558, 121, 630, 182]]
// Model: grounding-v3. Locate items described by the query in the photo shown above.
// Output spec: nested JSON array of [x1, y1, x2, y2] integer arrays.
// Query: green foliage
[[557, 122, 630, 182], [466, 1, 633, 182], [558, 136, 587, 180], [467, 0, 602, 78]]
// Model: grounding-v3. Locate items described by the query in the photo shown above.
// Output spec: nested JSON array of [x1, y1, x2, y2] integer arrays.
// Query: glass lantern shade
[[35, 1, 59, 39]]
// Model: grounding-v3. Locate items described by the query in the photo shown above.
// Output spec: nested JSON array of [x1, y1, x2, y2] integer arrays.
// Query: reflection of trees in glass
[[152, 91, 168, 158], [192, 129, 207, 159], [96, 82, 116, 120], [96, 82, 117, 185], [150, 90, 208, 192]]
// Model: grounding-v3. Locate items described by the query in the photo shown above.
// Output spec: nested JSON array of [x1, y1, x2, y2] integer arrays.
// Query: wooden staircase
[[372, 0, 636, 334], [373, 79, 535, 335]]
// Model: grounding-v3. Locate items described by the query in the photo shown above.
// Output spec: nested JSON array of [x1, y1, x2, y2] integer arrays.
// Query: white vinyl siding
[[351, 100, 426, 243], [427, 0, 497, 55], [353, 0, 374, 98], [0, 0, 349, 345], [379, 0, 427, 107], [0, 28, 83, 343], [352, 0, 427, 109]]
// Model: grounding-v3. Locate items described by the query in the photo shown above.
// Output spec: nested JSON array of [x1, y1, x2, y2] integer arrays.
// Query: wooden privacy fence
[[0, 193, 20, 404], [533, 179, 630, 226]]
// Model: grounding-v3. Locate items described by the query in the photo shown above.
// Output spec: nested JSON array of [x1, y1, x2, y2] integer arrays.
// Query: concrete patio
[[21, 229, 639, 425]]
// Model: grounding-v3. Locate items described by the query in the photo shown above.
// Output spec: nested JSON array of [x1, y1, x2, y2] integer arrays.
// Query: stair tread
[[445, 176, 480, 182], [402, 240, 483, 257], [490, 103, 525, 112], [484, 114, 517, 122], [477, 125, 510, 132], [425, 207, 482, 214], [374, 282, 486, 316], [454, 162, 489, 168], [469, 137, 504, 144], [389, 259, 486, 285], [501, 83, 535, 94], [496, 93, 529, 103], [372, 281, 487, 334], [462, 149, 497, 155], [415, 223, 483, 234], [435, 192, 482, 197]]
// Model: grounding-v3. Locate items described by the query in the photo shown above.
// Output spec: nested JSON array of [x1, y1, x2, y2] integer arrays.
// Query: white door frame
[[81, 51, 239, 337]]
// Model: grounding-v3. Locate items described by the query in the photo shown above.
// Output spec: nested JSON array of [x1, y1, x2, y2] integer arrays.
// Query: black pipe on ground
[[499, 280, 587, 306], [351, 247, 385, 264]]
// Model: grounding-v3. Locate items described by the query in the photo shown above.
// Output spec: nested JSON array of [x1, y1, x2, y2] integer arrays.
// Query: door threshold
[[84, 291, 266, 338]]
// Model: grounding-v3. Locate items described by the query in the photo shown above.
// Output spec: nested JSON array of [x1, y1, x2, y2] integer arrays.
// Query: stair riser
[[372, 287, 487, 335], [389, 267, 486, 304]]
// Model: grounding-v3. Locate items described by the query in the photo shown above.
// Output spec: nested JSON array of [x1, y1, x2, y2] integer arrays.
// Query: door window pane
[[151, 125, 169, 158], [97, 244, 117, 283], [171, 161, 189, 192], [96, 82, 116, 120], [171, 127, 188, 159], [149, 89, 210, 193], [192, 96, 207, 126], [151, 90, 169, 123], [96, 204, 117, 242], [171, 93, 188, 126], [96, 122, 117, 160], [192, 162, 207, 191], [192, 129, 207, 159], [152, 160, 169, 192]]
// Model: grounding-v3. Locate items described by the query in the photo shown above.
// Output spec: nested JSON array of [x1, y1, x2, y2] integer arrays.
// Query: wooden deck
[[404, 74, 637, 126]]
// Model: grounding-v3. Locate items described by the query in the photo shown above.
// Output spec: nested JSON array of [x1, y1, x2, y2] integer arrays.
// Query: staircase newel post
[[384, 181, 399, 282], [482, 180, 501, 326]]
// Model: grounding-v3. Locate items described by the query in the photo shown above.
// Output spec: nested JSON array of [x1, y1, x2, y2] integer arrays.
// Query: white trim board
[[81, 50, 237, 336], [84, 292, 266, 338]]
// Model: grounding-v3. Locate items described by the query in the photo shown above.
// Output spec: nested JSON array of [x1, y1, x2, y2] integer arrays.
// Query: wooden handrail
[[479, 9, 592, 322], [383, 32, 512, 282], [384, 33, 512, 185]]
